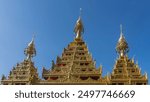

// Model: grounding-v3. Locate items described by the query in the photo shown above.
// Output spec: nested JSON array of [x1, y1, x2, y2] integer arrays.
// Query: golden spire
[[116, 24, 129, 56], [74, 8, 84, 40], [24, 36, 36, 60]]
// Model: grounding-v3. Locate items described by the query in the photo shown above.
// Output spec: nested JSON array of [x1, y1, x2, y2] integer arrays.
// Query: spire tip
[[120, 24, 123, 35], [79, 8, 82, 17]]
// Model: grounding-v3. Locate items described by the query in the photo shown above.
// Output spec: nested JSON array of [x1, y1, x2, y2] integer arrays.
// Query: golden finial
[[145, 72, 148, 80], [74, 8, 84, 40], [135, 61, 139, 68], [98, 64, 102, 73], [131, 55, 135, 63], [106, 72, 110, 82], [116, 24, 129, 56], [24, 35, 36, 60]]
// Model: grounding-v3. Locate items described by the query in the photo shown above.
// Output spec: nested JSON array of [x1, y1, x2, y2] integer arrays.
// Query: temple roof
[[42, 14, 104, 84]]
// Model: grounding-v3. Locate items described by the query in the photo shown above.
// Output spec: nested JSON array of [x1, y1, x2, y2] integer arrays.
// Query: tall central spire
[[116, 24, 129, 57], [74, 8, 84, 40]]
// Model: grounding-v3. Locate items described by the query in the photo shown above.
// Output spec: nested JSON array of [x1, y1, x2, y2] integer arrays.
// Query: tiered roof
[[41, 16, 106, 84], [110, 25, 148, 85], [1, 38, 39, 85]]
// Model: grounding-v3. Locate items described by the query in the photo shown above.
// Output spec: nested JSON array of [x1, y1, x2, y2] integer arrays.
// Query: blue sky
[[0, 0, 149, 81]]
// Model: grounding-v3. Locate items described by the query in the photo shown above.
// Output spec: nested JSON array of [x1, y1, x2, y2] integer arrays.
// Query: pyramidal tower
[[41, 13, 107, 85], [110, 25, 148, 85], [1, 37, 39, 85]]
